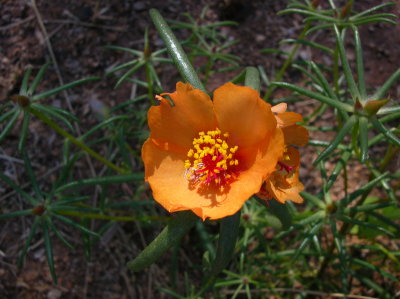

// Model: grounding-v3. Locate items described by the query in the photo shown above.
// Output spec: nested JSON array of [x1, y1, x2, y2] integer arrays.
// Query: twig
[[0, 15, 35, 31], [45, 19, 127, 32]]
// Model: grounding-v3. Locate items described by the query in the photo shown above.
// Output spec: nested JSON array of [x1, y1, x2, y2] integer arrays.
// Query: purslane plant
[[0, 1, 399, 297]]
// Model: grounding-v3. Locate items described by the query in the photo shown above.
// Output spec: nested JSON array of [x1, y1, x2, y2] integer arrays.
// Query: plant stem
[[29, 108, 127, 174]]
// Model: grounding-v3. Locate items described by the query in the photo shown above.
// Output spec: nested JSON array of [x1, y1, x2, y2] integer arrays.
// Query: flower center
[[277, 147, 296, 175], [185, 128, 239, 187]]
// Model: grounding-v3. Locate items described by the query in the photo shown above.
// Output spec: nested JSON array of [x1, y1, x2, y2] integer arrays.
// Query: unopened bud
[[364, 99, 390, 116]]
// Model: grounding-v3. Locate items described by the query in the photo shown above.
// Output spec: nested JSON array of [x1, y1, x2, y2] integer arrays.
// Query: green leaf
[[18, 111, 31, 152], [267, 199, 292, 230], [372, 68, 400, 101], [43, 222, 57, 283], [309, 61, 338, 100], [32, 104, 75, 132], [370, 116, 400, 147], [56, 173, 144, 193], [0, 172, 38, 206], [28, 62, 51, 95], [149, 9, 206, 93], [358, 116, 369, 162], [351, 271, 390, 298], [272, 82, 353, 112], [300, 191, 325, 209], [0, 209, 33, 220], [114, 60, 146, 89], [351, 2, 395, 20], [0, 109, 20, 143], [17, 218, 40, 268], [345, 202, 392, 214], [352, 26, 366, 98], [20, 67, 33, 95], [47, 217, 74, 250], [244, 67, 260, 92], [106, 59, 139, 75], [339, 215, 395, 237], [103, 45, 143, 57], [127, 211, 197, 272], [32, 77, 100, 101], [351, 258, 397, 281], [280, 39, 334, 55], [345, 172, 389, 204], [326, 148, 352, 190], [333, 25, 360, 101], [314, 115, 357, 165], [52, 213, 100, 237], [22, 151, 43, 199], [292, 222, 323, 262], [80, 115, 129, 140], [209, 212, 240, 277]]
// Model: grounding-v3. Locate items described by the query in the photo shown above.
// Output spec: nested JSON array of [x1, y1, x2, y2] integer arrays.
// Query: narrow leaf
[[32, 77, 100, 101], [352, 26, 366, 98], [28, 62, 51, 95], [314, 115, 357, 165], [358, 116, 369, 162], [20, 67, 33, 95], [300, 191, 325, 209], [56, 173, 144, 193], [244, 67, 260, 92], [149, 9, 206, 93], [127, 211, 197, 272], [333, 25, 360, 100], [43, 223, 57, 283], [18, 112, 31, 152], [272, 82, 353, 112], [0, 209, 33, 220], [52, 213, 100, 237], [18, 218, 40, 268], [371, 116, 400, 147], [345, 172, 389, 204], [372, 68, 400, 100], [326, 148, 352, 190], [0, 110, 20, 143], [0, 172, 38, 206], [209, 212, 240, 276]]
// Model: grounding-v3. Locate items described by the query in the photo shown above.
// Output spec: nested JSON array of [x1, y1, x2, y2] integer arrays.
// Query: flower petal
[[213, 82, 276, 149], [283, 125, 309, 147], [267, 171, 304, 204], [142, 128, 284, 220], [275, 112, 303, 128], [271, 103, 287, 114], [201, 128, 285, 219], [148, 82, 216, 153]]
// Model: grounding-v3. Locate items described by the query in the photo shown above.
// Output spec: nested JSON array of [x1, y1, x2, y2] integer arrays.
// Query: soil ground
[[0, 0, 399, 298]]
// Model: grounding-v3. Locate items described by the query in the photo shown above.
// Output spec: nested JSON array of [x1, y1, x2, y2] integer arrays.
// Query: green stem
[[149, 9, 206, 93], [127, 211, 197, 272], [264, 21, 311, 100], [145, 61, 155, 105], [29, 108, 126, 174]]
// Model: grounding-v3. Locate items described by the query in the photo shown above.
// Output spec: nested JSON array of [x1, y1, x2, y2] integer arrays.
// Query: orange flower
[[257, 103, 308, 204], [142, 82, 284, 220]]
